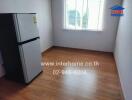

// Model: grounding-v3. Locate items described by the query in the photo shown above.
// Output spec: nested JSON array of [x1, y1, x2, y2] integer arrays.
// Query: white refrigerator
[[0, 13, 42, 83]]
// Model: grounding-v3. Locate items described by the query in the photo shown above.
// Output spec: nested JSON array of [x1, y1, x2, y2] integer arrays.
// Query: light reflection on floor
[[62, 66, 97, 97]]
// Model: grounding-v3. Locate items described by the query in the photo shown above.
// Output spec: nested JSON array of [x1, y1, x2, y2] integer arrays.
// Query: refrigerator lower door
[[19, 39, 42, 83]]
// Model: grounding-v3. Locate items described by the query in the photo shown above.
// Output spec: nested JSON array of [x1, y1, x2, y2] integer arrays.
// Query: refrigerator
[[0, 13, 42, 83]]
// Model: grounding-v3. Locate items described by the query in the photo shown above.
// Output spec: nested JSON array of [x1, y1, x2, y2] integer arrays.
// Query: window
[[64, 0, 105, 31]]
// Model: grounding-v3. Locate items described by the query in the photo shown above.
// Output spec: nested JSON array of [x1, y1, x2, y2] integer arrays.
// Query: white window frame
[[63, 0, 105, 31]]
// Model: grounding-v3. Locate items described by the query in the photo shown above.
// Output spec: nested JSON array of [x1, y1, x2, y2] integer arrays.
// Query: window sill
[[63, 28, 103, 32]]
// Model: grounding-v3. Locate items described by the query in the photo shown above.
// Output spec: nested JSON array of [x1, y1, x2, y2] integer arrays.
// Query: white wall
[[114, 0, 132, 100], [0, 0, 53, 77], [51, 0, 122, 52]]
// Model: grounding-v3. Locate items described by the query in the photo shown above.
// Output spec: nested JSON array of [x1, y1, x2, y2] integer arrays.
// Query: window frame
[[63, 0, 105, 32]]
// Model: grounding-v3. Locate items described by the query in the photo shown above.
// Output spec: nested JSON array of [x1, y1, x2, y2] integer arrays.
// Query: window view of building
[[68, 10, 88, 28]]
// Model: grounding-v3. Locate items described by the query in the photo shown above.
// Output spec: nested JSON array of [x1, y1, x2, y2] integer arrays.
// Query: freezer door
[[14, 14, 39, 42], [19, 39, 42, 83]]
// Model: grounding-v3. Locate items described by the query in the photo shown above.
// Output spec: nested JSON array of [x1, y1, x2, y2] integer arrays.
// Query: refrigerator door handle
[[17, 37, 40, 45]]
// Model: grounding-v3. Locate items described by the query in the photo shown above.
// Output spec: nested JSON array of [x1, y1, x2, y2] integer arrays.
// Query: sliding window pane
[[66, 0, 76, 29]]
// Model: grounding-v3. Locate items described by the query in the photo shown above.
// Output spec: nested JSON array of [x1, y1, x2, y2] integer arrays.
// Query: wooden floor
[[0, 47, 123, 100]]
